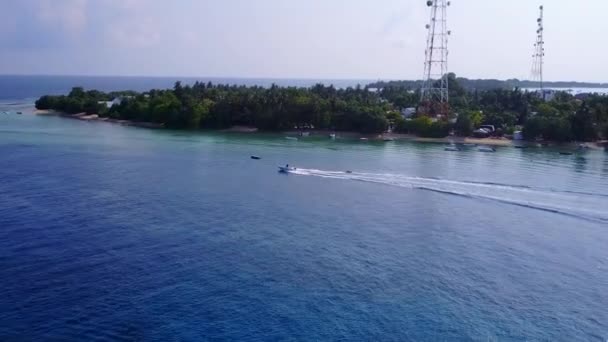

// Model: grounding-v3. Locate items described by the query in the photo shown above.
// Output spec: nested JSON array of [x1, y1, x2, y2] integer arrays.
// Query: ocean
[[0, 75, 376, 101], [1, 77, 608, 341]]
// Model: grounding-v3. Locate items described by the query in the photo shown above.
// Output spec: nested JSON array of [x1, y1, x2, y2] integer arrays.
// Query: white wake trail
[[290, 168, 608, 223]]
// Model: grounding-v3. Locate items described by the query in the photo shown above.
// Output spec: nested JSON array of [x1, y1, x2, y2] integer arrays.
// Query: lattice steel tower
[[420, 0, 451, 116], [531, 5, 545, 91]]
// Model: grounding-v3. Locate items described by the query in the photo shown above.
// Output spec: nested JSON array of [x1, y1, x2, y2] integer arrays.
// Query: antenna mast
[[420, 0, 451, 117], [531, 5, 545, 92]]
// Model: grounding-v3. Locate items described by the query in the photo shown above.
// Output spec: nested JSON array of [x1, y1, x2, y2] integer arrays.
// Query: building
[[401, 107, 416, 119]]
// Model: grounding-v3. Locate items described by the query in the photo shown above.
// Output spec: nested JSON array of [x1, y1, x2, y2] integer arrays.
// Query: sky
[[0, 0, 606, 82]]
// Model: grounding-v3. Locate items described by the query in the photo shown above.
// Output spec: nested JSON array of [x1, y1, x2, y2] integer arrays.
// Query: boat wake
[[289, 168, 608, 223]]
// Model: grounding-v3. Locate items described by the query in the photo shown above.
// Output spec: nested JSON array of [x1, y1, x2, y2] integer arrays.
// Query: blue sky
[[0, 0, 606, 81]]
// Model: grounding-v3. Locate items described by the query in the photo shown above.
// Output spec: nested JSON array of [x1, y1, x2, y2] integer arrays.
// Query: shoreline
[[33, 109, 605, 149], [34, 109, 164, 129]]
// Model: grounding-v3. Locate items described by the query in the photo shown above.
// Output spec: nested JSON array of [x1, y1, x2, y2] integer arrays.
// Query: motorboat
[[329, 133, 337, 139], [278, 166, 297, 173], [559, 151, 574, 156], [300, 132, 310, 137], [478, 146, 496, 153], [250, 155, 261, 160], [360, 138, 369, 141], [285, 136, 299, 141]]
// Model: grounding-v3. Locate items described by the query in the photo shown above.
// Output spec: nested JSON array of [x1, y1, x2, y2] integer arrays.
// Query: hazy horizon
[[1, 74, 607, 85], [1, 0, 607, 82]]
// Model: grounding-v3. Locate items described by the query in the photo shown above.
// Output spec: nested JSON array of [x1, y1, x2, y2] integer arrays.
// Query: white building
[[401, 107, 416, 118]]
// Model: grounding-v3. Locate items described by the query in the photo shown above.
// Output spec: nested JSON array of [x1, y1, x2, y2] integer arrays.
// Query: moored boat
[[478, 146, 496, 153]]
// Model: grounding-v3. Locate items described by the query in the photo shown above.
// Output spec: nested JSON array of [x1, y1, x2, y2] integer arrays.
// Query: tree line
[[35, 76, 608, 141], [381, 74, 608, 141], [36, 82, 390, 133]]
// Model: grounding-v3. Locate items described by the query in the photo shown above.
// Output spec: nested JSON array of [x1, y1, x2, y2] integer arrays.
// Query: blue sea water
[[1, 89, 608, 340], [0, 75, 375, 101]]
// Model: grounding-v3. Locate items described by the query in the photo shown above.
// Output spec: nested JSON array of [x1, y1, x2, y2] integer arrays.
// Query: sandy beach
[[32, 111, 605, 149]]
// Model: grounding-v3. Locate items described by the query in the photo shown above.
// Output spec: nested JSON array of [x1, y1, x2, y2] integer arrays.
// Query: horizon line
[[0, 73, 606, 85]]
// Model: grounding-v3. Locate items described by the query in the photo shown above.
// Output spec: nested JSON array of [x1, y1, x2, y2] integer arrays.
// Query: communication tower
[[419, 0, 451, 116], [531, 5, 545, 92]]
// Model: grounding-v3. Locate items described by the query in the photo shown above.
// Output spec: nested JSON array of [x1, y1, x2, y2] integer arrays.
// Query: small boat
[[360, 138, 369, 141], [278, 166, 297, 173], [285, 137, 298, 141], [345, 170, 353, 174], [577, 144, 590, 150], [383, 138, 395, 142], [559, 151, 574, 156], [16, 112, 23, 115], [300, 132, 310, 137], [444, 145, 461, 152], [514, 145, 528, 149], [329, 133, 337, 139], [478, 146, 496, 153], [250, 155, 261, 160]]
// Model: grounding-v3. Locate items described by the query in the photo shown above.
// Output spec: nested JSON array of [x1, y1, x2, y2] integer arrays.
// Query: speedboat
[[329, 133, 337, 139], [285, 136, 298, 141], [278, 166, 297, 173], [478, 146, 496, 153]]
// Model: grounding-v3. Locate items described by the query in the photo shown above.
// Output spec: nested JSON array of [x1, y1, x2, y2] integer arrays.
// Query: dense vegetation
[[35, 75, 608, 141], [381, 74, 608, 141], [36, 83, 390, 133]]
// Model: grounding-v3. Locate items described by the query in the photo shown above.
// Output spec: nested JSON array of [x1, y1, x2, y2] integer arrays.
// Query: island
[[35, 74, 608, 143]]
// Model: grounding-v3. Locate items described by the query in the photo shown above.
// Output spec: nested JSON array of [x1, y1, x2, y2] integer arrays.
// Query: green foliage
[[467, 110, 485, 128], [33, 78, 608, 141], [454, 113, 473, 136], [36, 83, 390, 133], [523, 116, 573, 142], [536, 103, 559, 117], [35, 87, 108, 114], [396, 116, 450, 138], [571, 103, 597, 141]]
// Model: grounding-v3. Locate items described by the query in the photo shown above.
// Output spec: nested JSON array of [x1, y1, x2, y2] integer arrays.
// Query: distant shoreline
[[34, 109, 164, 129], [33, 109, 606, 150]]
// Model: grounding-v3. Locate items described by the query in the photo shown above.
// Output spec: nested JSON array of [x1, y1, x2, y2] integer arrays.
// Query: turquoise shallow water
[[1, 111, 608, 341]]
